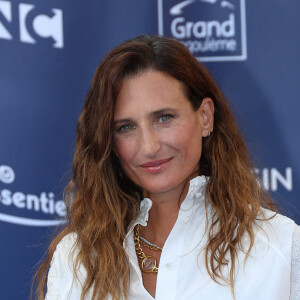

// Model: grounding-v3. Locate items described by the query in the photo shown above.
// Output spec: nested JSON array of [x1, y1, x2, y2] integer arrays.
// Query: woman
[[35, 35, 299, 300]]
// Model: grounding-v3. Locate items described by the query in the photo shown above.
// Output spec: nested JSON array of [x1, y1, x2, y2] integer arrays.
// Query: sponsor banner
[[158, 0, 247, 61], [0, 165, 66, 226]]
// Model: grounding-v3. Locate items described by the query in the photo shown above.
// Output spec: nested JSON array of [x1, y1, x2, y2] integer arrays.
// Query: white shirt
[[46, 176, 300, 300]]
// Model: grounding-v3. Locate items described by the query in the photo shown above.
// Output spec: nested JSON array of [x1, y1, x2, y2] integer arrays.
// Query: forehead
[[114, 70, 190, 119]]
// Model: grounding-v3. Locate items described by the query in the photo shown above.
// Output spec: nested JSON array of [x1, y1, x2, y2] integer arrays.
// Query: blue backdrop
[[0, 0, 299, 298]]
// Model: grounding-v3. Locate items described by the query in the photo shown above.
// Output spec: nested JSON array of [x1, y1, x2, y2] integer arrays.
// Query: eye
[[118, 124, 135, 132], [158, 114, 173, 123]]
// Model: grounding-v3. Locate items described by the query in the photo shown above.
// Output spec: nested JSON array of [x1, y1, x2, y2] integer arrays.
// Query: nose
[[139, 127, 161, 158]]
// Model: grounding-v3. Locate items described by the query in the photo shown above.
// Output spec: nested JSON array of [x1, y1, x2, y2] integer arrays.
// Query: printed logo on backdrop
[[255, 167, 293, 192], [0, 1, 63, 48], [0, 165, 66, 227], [157, 0, 247, 62]]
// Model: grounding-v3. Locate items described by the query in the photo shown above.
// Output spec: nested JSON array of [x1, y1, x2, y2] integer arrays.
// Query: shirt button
[[165, 263, 173, 270], [196, 192, 202, 198]]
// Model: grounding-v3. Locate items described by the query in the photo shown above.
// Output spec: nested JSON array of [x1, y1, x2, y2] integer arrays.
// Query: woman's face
[[113, 70, 213, 198]]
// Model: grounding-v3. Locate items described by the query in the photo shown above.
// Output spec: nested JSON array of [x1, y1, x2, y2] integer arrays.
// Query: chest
[[126, 218, 293, 300]]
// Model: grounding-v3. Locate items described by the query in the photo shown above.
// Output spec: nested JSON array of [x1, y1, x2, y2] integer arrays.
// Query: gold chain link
[[134, 224, 163, 273]]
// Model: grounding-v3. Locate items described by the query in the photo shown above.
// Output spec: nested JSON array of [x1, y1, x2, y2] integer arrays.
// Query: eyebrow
[[113, 107, 177, 124]]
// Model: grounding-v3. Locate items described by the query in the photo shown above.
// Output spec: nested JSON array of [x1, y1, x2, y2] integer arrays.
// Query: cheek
[[166, 122, 202, 159], [114, 137, 137, 166]]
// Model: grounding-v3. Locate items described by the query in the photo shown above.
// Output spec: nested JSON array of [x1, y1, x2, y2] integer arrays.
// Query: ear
[[198, 97, 214, 137]]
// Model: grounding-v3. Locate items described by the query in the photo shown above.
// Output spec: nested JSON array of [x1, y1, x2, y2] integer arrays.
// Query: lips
[[140, 157, 173, 168], [140, 157, 173, 174]]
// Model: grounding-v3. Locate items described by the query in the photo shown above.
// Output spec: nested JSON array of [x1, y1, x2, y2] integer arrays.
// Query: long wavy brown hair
[[34, 35, 275, 299]]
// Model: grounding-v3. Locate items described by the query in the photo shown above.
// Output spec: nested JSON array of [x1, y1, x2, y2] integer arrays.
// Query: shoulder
[[261, 208, 296, 225], [259, 208, 298, 234], [54, 232, 78, 260], [51, 232, 84, 278], [45, 233, 86, 299], [251, 208, 298, 257]]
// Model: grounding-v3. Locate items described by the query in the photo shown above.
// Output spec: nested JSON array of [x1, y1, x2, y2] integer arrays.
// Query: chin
[[137, 177, 179, 195]]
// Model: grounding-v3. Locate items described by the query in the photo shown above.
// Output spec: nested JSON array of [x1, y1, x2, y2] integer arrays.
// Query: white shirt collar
[[129, 175, 209, 232]]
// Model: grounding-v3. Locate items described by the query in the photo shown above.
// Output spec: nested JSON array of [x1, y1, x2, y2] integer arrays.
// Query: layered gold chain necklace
[[133, 224, 163, 273]]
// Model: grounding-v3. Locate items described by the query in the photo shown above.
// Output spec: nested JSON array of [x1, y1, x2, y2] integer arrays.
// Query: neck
[[140, 179, 191, 245]]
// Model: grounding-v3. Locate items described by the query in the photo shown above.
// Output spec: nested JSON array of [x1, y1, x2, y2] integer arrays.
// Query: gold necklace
[[133, 225, 163, 273], [140, 234, 163, 251]]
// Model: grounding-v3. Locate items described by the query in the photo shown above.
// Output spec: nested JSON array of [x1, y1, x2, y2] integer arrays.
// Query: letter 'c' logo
[[0, 1, 63, 48]]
